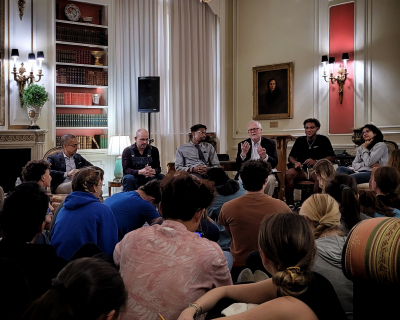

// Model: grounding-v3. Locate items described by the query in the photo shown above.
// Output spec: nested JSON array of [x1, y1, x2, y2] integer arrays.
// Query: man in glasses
[[235, 121, 278, 197], [47, 134, 92, 194], [121, 129, 164, 192], [285, 118, 335, 206], [175, 124, 220, 178]]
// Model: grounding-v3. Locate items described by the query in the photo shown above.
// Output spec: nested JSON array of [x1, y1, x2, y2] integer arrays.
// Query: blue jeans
[[122, 173, 165, 192], [223, 251, 233, 271], [336, 166, 371, 184]]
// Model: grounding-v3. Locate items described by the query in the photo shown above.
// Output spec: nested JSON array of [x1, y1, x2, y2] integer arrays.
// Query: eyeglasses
[[196, 131, 207, 135], [362, 130, 371, 135], [248, 128, 261, 132], [67, 144, 79, 147]]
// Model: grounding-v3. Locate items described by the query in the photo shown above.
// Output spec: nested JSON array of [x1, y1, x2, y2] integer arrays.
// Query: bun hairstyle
[[314, 159, 335, 192], [258, 212, 316, 297], [21, 258, 127, 320], [160, 171, 216, 221], [71, 167, 104, 194], [299, 194, 341, 238]]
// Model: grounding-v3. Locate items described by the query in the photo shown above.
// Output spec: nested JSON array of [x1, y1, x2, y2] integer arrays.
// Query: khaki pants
[[55, 181, 72, 194]]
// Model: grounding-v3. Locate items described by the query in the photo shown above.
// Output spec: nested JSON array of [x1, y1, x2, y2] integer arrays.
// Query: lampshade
[[28, 53, 35, 61], [328, 57, 335, 64], [321, 55, 328, 63], [108, 135, 131, 156], [37, 51, 45, 60], [342, 52, 349, 61], [11, 49, 19, 58]]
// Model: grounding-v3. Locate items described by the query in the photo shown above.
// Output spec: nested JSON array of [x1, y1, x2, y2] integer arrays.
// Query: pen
[[158, 313, 166, 320]]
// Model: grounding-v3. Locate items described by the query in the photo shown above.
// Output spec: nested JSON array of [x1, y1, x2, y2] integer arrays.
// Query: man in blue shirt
[[104, 180, 162, 239]]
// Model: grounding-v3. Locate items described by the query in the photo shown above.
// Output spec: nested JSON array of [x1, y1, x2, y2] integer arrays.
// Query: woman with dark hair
[[263, 78, 287, 115], [21, 257, 127, 320], [324, 174, 363, 235], [359, 191, 400, 218], [51, 167, 118, 260], [114, 171, 232, 320], [387, 149, 400, 194], [177, 212, 346, 320], [337, 124, 388, 183]]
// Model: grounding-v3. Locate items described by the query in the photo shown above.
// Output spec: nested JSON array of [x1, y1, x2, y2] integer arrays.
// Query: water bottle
[[15, 177, 22, 186]]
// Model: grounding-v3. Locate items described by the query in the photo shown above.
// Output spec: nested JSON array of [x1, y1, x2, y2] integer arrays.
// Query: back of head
[[72, 167, 104, 193], [258, 212, 316, 297], [0, 182, 49, 242], [21, 160, 50, 183], [240, 160, 271, 192], [359, 190, 395, 218], [160, 171, 216, 221], [388, 149, 400, 172], [139, 179, 161, 204], [21, 258, 127, 320], [314, 159, 335, 191], [299, 194, 341, 238], [374, 166, 400, 194], [325, 174, 361, 233], [205, 167, 230, 187]]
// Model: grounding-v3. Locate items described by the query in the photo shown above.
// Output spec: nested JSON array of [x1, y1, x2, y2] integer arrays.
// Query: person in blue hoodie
[[50, 167, 118, 260]]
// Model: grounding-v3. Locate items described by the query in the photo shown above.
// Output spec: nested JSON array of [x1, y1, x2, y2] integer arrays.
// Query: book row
[[56, 92, 99, 106], [56, 49, 94, 65], [56, 26, 108, 46], [56, 135, 108, 149], [56, 114, 108, 127], [56, 68, 108, 86]]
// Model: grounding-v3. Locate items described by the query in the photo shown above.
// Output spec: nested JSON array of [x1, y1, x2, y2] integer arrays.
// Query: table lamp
[[108, 135, 131, 181]]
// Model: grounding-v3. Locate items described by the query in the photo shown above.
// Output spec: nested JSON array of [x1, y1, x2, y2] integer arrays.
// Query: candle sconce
[[11, 49, 44, 102], [321, 53, 349, 104]]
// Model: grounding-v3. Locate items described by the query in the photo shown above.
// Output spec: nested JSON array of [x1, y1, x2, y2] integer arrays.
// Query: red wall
[[329, 2, 354, 134]]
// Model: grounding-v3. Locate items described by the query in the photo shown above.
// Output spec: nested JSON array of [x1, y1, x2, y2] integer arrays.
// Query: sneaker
[[254, 270, 269, 282], [237, 268, 254, 283]]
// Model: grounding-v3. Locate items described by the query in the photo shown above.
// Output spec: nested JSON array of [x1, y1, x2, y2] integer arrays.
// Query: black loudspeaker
[[138, 76, 160, 113]]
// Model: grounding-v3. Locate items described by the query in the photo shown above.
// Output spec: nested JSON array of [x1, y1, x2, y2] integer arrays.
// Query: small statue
[[18, 0, 26, 20]]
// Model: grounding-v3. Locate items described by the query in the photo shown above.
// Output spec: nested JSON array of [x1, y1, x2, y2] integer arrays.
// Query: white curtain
[[111, 0, 220, 171]]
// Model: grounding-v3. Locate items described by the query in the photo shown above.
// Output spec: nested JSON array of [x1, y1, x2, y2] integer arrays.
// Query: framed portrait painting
[[253, 62, 293, 120]]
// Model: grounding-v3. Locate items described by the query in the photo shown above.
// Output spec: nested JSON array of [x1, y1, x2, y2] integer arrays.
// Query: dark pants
[[336, 166, 371, 184], [122, 173, 165, 192]]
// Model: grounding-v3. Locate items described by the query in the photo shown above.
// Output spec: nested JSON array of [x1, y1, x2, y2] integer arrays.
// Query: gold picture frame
[[253, 62, 293, 120], [0, 0, 5, 126]]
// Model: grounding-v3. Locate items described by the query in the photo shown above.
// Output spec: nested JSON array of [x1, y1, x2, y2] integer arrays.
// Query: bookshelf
[[54, 0, 110, 151]]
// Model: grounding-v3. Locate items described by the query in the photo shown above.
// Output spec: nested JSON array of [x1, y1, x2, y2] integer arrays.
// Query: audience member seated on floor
[[371, 165, 400, 210], [325, 174, 363, 235], [121, 129, 164, 192], [21, 257, 127, 320], [177, 212, 347, 320], [0, 183, 66, 299], [0, 257, 32, 320], [314, 159, 336, 193], [21, 160, 55, 244], [285, 118, 335, 205], [47, 133, 93, 194], [299, 194, 353, 319], [336, 124, 388, 184], [388, 149, 400, 194], [359, 191, 400, 218], [114, 171, 232, 320], [51, 167, 118, 260], [104, 180, 162, 240], [206, 167, 246, 251], [218, 160, 292, 281]]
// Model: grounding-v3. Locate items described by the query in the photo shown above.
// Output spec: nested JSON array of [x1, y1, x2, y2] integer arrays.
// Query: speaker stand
[[148, 112, 154, 144]]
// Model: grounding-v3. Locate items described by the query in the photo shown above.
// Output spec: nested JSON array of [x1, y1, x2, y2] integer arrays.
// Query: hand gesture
[[294, 162, 302, 169], [370, 163, 380, 169], [197, 166, 208, 175], [304, 158, 317, 167], [363, 138, 374, 149], [67, 168, 79, 178], [257, 146, 267, 160], [240, 141, 250, 158]]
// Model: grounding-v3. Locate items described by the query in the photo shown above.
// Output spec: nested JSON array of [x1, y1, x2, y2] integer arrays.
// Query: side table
[[108, 181, 122, 196]]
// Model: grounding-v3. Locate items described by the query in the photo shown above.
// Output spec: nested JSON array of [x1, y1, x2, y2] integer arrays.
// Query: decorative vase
[[91, 51, 104, 66], [26, 105, 43, 129], [351, 127, 363, 146], [92, 93, 101, 105]]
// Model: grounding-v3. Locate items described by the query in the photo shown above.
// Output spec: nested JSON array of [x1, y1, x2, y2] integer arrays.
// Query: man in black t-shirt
[[285, 118, 335, 205]]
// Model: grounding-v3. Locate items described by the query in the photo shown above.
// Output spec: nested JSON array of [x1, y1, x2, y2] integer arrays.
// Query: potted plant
[[21, 84, 49, 129]]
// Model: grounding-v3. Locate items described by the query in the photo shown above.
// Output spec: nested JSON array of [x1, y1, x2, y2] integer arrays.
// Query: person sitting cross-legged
[[218, 160, 292, 281], [114, 171, 232, 320], [104, 179, 162, 240]]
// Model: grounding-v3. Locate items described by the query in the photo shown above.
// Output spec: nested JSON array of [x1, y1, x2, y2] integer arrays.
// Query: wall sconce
[[321, 53, 349, 104], [11, 48, 45, 100]]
